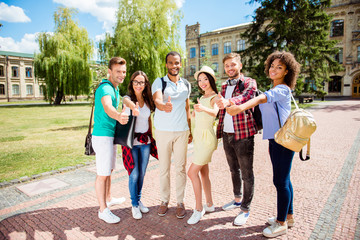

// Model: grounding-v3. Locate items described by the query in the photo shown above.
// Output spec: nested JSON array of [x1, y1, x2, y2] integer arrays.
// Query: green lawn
[[0, 104, 95, 182]]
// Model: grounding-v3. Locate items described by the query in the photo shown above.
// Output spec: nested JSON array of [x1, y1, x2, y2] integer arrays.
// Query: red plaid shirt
[[216, 75, 258, 140], [122, 129, 158, 175]]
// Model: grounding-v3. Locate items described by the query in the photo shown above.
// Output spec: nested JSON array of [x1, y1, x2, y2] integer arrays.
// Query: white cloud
[[175, 0, 185, 8], [53, 0, 117, 32], [0, 2, 31, 23], [0, 33, 40, 54]]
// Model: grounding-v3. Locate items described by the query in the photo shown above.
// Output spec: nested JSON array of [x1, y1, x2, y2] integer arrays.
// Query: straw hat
[[194, 65, 216, 81]]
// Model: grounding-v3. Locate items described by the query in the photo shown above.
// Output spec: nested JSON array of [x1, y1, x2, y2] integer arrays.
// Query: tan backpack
[[274, 95, 317, 161]]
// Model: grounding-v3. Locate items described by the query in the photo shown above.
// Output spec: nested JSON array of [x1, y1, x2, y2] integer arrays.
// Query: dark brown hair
[[264, 51, 300, 89], [197, 72, 218, 95], [108, 57, 126, 70], [127, 71, 155, 112]]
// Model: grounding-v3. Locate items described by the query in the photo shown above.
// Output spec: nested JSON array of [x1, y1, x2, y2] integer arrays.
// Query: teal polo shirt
[[92, 79, 120, 137]]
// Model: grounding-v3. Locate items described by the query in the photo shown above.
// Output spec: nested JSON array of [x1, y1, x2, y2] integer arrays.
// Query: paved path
[[0, 99, 360, 239]]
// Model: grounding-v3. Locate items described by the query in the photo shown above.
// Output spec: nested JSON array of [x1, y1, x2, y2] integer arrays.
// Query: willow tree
[[98, 0, 182, 95], [241, 0, 342, 96], [34, 7, 93, 105]]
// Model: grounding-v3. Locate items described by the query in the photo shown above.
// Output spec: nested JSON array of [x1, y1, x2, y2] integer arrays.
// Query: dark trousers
[[268, 139, 295, 222], [223, 133, 254, 212]]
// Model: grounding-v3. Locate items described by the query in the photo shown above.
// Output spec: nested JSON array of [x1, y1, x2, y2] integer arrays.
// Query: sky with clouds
[[0, 0, 259, 58]]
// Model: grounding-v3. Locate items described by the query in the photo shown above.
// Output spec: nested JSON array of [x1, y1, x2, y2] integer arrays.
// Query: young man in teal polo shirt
[[152, 51, 192, 219], [92, 57, 129, 224]]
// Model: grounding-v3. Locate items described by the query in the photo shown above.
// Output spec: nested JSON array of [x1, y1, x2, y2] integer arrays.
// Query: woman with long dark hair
[[123, 71, 156, 220], [187, 66, 219, 225]]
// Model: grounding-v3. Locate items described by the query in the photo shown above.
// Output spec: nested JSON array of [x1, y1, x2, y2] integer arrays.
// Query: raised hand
[[164, 96, 173, 113], [193, 97, 203, 112], [215, 92, 229, 109], [119, 105, 129, 124], [226, 100, 241, 116], [133, 102, 140, 116]]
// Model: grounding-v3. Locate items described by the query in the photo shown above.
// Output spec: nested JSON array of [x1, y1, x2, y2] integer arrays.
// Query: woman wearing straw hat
[[187, 66, 219, 225]]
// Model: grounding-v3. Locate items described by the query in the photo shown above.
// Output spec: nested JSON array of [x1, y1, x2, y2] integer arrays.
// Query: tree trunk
[[54, 91, 63, 105]]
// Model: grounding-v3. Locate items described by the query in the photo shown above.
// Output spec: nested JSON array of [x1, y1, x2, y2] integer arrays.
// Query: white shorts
[[92, 136, 117, 176]]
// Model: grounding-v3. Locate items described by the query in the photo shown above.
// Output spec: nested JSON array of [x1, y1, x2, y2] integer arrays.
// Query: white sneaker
[[263, 221, 287, 238], [132, 206, 142, 220], [187, 208, 205, 225], [139, 201, 149, 213], [268, 216, 294, 227], [222, 200, 241, 211], [234, 211, 250, 226], [106, 197, 126, 207], [203, 203, 215, 213], [98, 208, 120, 224]]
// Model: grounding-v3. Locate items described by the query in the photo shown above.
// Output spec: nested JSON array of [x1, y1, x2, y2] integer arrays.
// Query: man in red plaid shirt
[[215, 53, 258, 226]]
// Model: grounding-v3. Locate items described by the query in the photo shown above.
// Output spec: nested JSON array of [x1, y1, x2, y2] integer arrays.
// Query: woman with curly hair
[[226, 51, 300, 238]]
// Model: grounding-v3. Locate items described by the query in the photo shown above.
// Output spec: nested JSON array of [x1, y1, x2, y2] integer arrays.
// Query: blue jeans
[[223, 133, 254, 212], [129, 144, 150, 207], [268, 139, 295, 222]]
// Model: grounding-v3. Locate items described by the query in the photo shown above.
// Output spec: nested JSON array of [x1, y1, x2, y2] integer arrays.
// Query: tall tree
[[241, 0, 342, 96], [98, 0, 182, 95], [34, 7, 93, 105]]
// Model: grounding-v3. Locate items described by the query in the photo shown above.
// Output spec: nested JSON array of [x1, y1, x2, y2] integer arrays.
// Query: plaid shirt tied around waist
[[216, 75, 258, 141], [121, 129, 158, 175]]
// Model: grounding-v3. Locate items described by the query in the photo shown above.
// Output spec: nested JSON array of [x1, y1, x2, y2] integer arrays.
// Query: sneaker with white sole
[[234, 211, 250, 226], [263, 221, 287, 238], [267, 216, 294, 227], [98, 208, 120, 224], [139, 201, 149, 213], [132, 206, 142, 220], [203, 203, 215, 213], [187, 208, 205, 225], [222, 200, 241, 211], [106, 197, 126, 207]]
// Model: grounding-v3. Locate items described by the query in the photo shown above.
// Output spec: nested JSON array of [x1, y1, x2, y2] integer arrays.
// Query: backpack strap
[[161, 77, 166, 94], [299, 139, 311, 161]]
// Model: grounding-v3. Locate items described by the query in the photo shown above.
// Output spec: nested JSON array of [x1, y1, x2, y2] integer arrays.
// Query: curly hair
[[264, 51, 300, 89], [127, 71, 155, 112]]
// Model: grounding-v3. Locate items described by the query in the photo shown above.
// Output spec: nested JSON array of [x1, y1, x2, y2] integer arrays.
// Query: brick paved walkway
[[0, 99, 360, 240]]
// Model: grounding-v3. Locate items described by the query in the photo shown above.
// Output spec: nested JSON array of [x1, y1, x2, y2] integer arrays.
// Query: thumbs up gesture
[[164, 96, 173, 113], [215, 92, 230, 110], [133, 102, 140, 116], [226, 100, 240, 116], [193, 97, 203, 112], [119, 105, 129, 124]]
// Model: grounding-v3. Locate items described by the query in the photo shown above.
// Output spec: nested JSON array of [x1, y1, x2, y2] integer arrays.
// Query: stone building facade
[[0, 51, 45, 101], [185, 0, 360, 97]]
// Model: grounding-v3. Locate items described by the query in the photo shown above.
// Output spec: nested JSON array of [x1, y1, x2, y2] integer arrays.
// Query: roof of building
[[0, 50, 34, 58], [211, 22, 253, 32]]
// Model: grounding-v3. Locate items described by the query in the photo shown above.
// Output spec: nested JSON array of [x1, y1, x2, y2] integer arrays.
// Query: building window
[[358, 46, 360, 62], [331, 20, 344, 37], [12, 84, 20, 95], [190, 48, 196, 59], [0, 84, 4, 95], [39, 85, 44, 95], [26, 67, 32, 78], [329, 76, 341, 93], [200, 46, 206, 57], [334, 48, 343, 64], [224, 41, 231, 54], [305, 79, 317, 91], [12, 66, 19, 77], [212, 44, 218, 56], [212, 62, 219, 73], [26, 85, 33, 95], [237, 40, 246, 51], [0, 65, 4, 77], [190, 65, 196, 75]]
